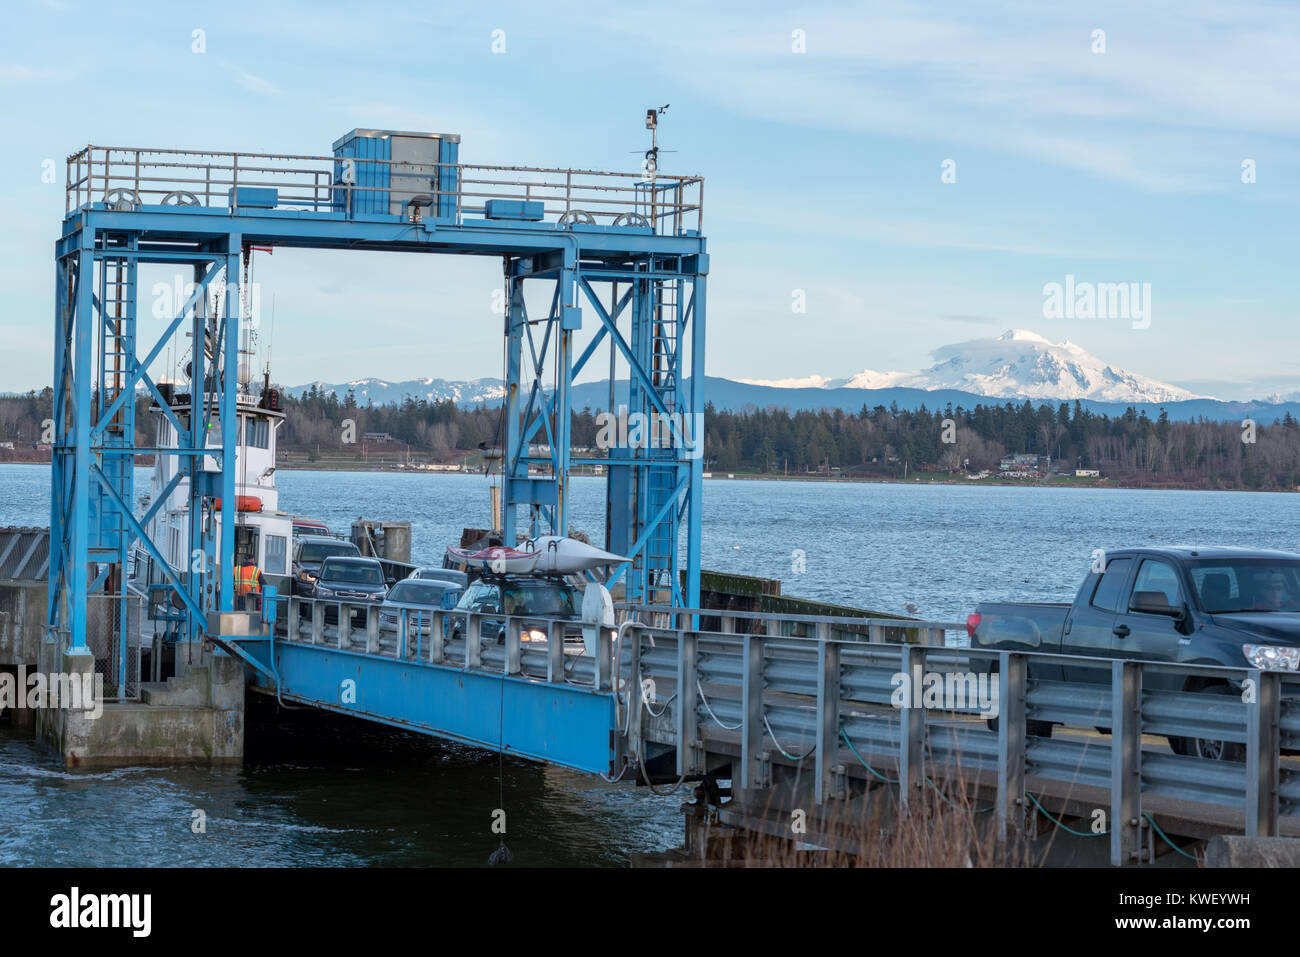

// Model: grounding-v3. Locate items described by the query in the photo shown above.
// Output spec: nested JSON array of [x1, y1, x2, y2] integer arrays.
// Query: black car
[[449, 575, 583, 646], [304, 556, 391, 626], [293, 535, 361, 596]]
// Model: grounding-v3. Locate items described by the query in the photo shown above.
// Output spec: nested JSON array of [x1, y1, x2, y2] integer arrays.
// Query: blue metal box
[[227, 186, 278, 208], [485, 199, 544, 221], [331, 129, 460, 219]]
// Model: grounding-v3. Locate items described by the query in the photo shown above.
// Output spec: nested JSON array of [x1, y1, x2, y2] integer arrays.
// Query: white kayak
[[445, 545, 540, 575], [522, 536, 631, 574]]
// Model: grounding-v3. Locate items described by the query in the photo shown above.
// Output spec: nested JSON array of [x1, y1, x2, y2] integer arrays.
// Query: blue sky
[[1, 0, 1297, 399]]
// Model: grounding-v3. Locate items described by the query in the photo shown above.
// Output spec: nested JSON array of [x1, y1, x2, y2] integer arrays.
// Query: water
[[2, 463, 1298, 865]]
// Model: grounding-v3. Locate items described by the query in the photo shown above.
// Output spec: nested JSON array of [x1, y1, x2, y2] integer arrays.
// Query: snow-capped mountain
[[740, 329, 1207, 403], [290, 376, 506, 406]]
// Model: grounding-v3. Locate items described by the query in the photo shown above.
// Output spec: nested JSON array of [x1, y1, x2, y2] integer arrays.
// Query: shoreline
[[2, 457, 1294, 494]]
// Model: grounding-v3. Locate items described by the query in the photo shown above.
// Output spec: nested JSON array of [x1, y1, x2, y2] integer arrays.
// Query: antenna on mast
[[633, 104, 673, 182]]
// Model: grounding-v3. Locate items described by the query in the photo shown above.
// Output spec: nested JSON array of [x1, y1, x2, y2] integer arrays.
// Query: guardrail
[[615, 602, 964, 645], [615, 616, 1298, 865], [66, 145, 703, 235], [257, 593, 1298, 862]]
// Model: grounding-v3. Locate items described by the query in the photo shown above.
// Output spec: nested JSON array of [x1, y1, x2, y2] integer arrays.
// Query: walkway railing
[[66, 145, 703, 235], [280, 595, 617, 690]]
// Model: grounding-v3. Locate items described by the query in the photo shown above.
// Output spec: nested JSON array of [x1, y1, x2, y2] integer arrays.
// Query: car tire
[[1169, 682, 1245, 762]]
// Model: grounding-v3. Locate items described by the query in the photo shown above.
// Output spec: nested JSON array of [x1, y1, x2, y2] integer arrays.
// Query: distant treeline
[[703, 401, 1300, 489], [282, 387, 1300, 490], [4, 385, 1299, 490]]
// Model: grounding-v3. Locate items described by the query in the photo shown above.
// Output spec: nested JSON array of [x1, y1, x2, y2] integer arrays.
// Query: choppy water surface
[[1, 464, 1296, 865]]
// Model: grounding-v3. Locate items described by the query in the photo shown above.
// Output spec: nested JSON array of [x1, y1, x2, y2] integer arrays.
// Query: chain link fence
[[85, 593, 144, 701]]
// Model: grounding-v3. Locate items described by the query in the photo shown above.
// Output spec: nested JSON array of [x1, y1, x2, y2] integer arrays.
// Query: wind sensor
[[635, 104, 674, 182]]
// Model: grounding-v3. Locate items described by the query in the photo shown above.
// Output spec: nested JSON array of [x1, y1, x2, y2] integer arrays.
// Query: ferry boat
[[136, 376, 297, 604]]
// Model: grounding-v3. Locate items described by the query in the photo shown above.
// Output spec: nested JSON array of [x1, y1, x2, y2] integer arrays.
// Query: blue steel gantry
[[50, 132, 707, 668]]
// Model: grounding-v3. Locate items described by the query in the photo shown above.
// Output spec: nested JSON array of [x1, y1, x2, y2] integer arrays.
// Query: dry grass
[[694, 772, 1035, 868]]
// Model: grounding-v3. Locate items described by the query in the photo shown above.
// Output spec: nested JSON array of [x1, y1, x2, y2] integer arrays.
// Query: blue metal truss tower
[[50, 134, 707, 665]]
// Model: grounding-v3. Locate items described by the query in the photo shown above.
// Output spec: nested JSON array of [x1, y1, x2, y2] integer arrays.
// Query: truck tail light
[[965, 613, 981, 639]]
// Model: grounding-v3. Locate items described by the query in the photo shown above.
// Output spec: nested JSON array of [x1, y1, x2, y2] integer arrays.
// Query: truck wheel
[[1169, 683, 1244, 762]]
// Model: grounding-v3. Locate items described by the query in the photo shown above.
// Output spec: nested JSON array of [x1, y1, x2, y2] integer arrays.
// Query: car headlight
[[1242, 644, 1300, 671], [523, 628, 547, 643]]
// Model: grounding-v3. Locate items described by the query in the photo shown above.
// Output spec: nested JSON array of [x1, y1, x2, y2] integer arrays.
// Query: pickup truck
[[968, 546, 1300, 760]]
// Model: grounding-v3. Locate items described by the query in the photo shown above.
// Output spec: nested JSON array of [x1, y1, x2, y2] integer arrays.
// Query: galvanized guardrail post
[[741, 634, 768, 789], [430, 611, 446, 665], [596, 625, 613, 691], [311, 600, 323, 646], [677, 629, 701, 777], [1246, 668, 1280, 837], [898, 644, 925, 812], [1111, 659, 1143, 866], [466, 613, 482, 670], [815, 620, 842, 804], [996, 651, 1027, 842], [287, 598, 299, 643], [366, 605, 379, 654], [546, 619, 564, 682], [628, 625, 645, 749], [505, 617, 522, 676]]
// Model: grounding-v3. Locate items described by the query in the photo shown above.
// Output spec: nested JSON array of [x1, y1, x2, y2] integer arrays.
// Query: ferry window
[[1089, 558, 1131, 613], [235, 526, 259, 566], [244, 418, 270, 449], [265, 535, 287, 576]]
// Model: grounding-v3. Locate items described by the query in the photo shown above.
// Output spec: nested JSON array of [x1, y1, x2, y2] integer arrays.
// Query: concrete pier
[[2, 526, 246, 767], [33, 639, 244, 767]]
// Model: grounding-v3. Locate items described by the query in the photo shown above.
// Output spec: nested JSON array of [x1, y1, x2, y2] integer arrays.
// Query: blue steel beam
[[68, 241, 94, 654], [243, 642, 616, 774], [218, 236, 240, 612]]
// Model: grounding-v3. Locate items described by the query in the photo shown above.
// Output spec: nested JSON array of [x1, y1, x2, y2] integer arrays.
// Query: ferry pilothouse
[[137, 376, 296, 606]]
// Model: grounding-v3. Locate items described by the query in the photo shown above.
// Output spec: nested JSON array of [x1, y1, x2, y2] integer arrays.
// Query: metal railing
[[66, 145, 703, 235], [280, 595, 615, 690], [613, 615, 1300, 864], [616, 602, 963, 645]]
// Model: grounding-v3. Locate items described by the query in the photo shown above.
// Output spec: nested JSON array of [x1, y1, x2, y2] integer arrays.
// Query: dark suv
[[303, 556, 391, 625], [293, 536, 361, 596], [449, 576, 583, 646]]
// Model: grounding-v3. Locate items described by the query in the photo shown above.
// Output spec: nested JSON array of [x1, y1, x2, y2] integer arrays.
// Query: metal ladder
[[96, 241, 137, 556], [641, 274, 683, 605]]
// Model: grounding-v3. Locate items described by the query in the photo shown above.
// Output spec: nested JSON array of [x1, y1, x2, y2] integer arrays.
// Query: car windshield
[[300, 542, 356, 563], [503, 583, 576, 617], [321, 561, 383, 586], [388, 581, 450, 605], [1189, 560, 1300, 613]]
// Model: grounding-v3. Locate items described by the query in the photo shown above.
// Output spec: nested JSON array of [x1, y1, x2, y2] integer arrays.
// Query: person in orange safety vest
[[234, 561, 263, 611]]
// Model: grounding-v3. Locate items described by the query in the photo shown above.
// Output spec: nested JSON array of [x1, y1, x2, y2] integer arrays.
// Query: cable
[[926, 776, 994, 814], [1024, 791, 1107, 836], [638, 671, 677, 718], [763, 713, 816, 761], [840, 725, 898, 784], [1144, 812, 1199, 861], [696, 679, 741, 730]]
